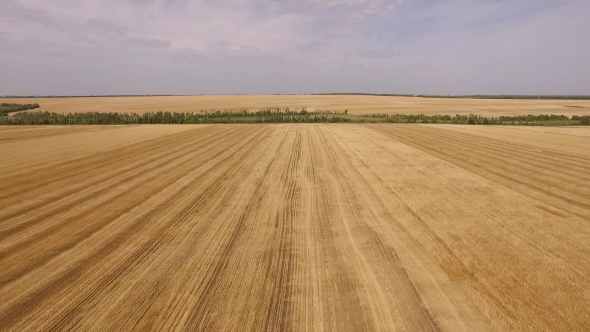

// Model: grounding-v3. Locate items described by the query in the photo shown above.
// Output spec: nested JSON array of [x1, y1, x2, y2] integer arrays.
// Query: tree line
[[0, 103, 40, 116], [0, 95, 194, 98], [2, 110, 588, 125], [360, 113, 590, 125], [0, 108, 351, 125], [313, 93, 590, 100], [5, 94, 590, 100], [419, 95, 590, 100]]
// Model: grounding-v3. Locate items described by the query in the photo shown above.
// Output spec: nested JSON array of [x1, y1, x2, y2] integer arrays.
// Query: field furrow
[[367, 125, 590, 219]]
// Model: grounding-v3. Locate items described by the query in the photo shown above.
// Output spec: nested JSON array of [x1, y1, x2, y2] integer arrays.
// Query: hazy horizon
[[1, 0, 589, 96], [3, 93, 590, 98]]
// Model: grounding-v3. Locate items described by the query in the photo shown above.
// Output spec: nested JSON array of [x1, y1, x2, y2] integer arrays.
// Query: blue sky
[[1, 0, 589, 95]]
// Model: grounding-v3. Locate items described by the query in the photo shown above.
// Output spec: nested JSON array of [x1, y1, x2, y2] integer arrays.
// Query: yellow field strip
[[3, 95, 590, 116]]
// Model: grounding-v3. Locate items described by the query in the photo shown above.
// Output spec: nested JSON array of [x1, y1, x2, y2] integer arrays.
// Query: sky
[[1, 0, 589, 95]]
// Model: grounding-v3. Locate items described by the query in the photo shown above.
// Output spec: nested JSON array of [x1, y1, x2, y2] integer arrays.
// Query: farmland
[[3, 95, 590, 116], [1, 124, 589, 331]]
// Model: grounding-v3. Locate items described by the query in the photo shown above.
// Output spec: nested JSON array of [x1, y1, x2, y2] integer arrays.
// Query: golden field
[[3, 95, 590, 116], [0, 124, 589, 331]]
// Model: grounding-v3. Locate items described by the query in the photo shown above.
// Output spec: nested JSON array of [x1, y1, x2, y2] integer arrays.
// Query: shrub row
[[0, 103, 40, 116], [360, 113, 589, 125], [1, 109, 588, 126], [0, 109, 350, 125]]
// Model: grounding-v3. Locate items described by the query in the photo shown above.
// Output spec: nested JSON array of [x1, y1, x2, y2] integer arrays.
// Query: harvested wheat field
[[3, 95, 590, 116], [1, 124, 589, 331]]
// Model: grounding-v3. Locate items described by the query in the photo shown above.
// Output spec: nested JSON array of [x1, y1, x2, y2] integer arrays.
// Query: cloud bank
[[1, 0, 589, 95]]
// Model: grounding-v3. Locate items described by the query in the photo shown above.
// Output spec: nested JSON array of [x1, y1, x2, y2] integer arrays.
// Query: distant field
[[3, 95, 590, 116], [1, 124, 589, 331]]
